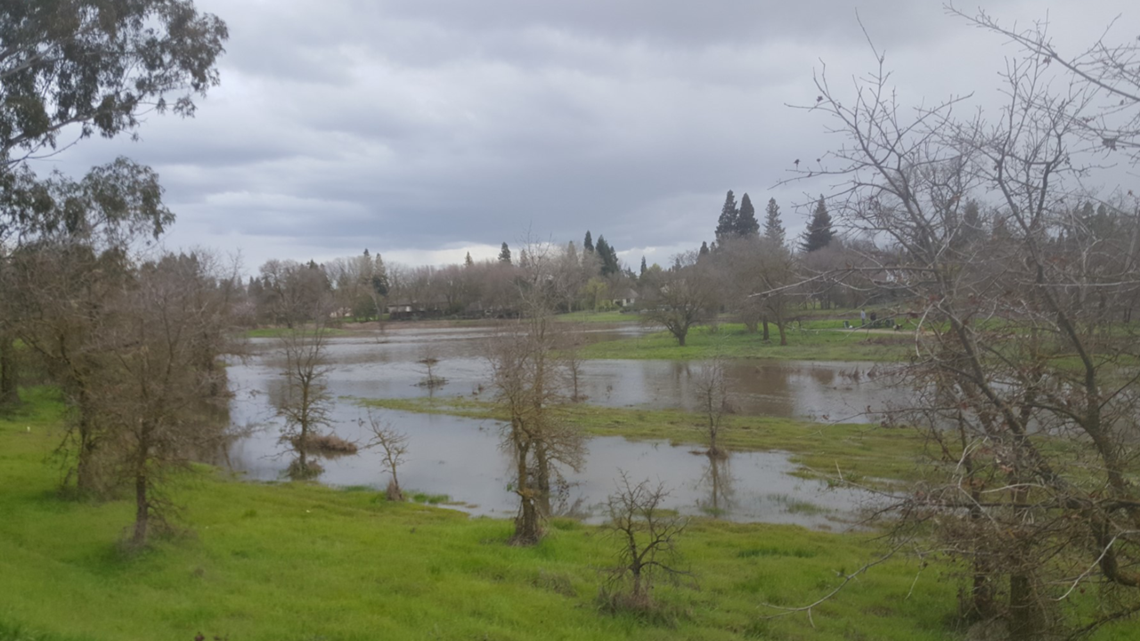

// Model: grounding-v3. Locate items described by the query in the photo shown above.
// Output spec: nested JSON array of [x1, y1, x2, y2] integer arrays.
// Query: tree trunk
[[132, 460, 150, 548], [74, 396, 100, 495], [513, 435, 540, 544], [534, 440, 552, 518], [0, 334, 20, 410], [776, 322, 787, 346], [762, 317, 770, 341]]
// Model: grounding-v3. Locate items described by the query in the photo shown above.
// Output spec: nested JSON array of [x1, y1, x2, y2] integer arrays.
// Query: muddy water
[[227, 325, 898, 528]]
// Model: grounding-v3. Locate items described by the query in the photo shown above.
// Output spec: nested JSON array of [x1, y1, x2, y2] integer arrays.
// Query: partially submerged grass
[[1, 388, 963, 641], [361, 396, 930, 485], [2, 389, 1133, 640], [580, 322, 912, 362]]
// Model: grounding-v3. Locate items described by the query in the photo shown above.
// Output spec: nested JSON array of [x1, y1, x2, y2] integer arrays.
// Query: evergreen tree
[[584, 231, 595, 253], [714, 190, 739, 243], [640, 256, 647, 276], [800, 196, 834, 253], [595, 235, 619, 276], [465, 251, 474, 267], [763, 198, 786, 246], [699, 241, 710, 258], [736, 193, 760, 237], [499, 242, 512, 265]]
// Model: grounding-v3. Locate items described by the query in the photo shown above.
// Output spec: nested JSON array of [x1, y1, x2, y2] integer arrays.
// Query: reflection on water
[[244, 330, 901, 422], [228, 326, 891, 528], [230, 408, 871, 529]]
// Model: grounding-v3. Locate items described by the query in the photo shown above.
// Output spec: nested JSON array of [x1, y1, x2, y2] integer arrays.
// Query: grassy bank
[[0, 388, 971, 641], [362, 397, 927, 485], [579, 322, 912, 362]]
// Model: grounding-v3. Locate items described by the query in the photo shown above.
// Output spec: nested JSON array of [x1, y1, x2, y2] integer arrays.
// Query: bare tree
[[560, 323, 588, 402], [416, 354, 446, 390], [693, 357, 729, 458], [97, 253, 235, 548], [641, 252, 717, 347], [784, 19, 1140, 637], [486, 240, 585, 544], [601, 472, 690, 611], [275, 317, 335, 480], [361, 411, 409, 502]]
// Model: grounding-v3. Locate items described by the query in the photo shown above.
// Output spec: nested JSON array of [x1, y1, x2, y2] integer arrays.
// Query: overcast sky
[[49, 0, 1138, 274]]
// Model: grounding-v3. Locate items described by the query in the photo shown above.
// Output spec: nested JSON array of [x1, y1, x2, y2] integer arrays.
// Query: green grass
[[580, 322, 912, 362], [3, 389, 1133, 640], [556, 311, 639, 323], [361, 396, 929, 485]]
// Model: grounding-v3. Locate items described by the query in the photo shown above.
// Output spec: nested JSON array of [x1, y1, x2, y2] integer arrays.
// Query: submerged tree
[[275, 313, 336, 480], [486, 242, 584, 544], [362, 411, 409, 502], [693, 357, 729, 458]]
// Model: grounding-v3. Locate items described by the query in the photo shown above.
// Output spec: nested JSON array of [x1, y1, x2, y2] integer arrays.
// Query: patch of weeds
[[408, 491, 449, 505], [736, 546, 817, 559], [532, 570, 576, 597]]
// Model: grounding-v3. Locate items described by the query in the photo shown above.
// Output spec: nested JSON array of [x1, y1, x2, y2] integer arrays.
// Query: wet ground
[[227, 323, 901, 529]]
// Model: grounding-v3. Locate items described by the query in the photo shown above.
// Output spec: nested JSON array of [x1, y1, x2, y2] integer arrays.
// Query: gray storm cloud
[[49, 0, 1136, 271]]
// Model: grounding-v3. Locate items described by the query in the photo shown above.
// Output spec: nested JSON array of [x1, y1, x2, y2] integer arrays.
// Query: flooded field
[[227, 324, 902, 528]]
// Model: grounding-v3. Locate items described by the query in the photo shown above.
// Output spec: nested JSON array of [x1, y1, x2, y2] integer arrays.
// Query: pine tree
[[714, 190, 739, 243], [800, 196, 834, 253], [699, 241, 710, 258], [763, 198, 786, 246], [499, 242, 512, 265], [595, 235, 619, 276], [736, 193, 760, 237], [465, 251, 474, 267], [640, 256, 647, 276], [584, 231, 595, 253]]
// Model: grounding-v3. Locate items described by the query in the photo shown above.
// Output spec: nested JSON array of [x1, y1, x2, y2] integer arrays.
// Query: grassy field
[[579, 322, 913, 362], [4, 390, 1136, 640], [0, 388, 965, 641]]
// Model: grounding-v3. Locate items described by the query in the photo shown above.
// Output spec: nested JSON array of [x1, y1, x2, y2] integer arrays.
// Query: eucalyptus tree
[[0, 0, 228, 408]]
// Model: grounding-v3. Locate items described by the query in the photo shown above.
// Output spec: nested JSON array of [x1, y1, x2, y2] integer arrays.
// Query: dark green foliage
[[499, 242, 512, 265], [0, 0, 229, 165], [714, 190, 738, 243], [595, 235, 620, 276], [640, 256, 647, 275], [800, 196, 834, 253], [583, 230, 594, 253], [736, 193, 759, 237], [764, 198, 786, 246], [699, 241, 709, 258]]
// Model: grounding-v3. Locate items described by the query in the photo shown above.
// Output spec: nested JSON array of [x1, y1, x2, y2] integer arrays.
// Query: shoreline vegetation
[[0, 388, 958, 641], [242, 311, 916, 363], [361, 396, 927, 486]]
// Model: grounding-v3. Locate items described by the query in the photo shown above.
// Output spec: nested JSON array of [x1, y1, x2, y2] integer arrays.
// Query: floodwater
[[226, 324, 899, 529]]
